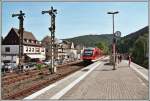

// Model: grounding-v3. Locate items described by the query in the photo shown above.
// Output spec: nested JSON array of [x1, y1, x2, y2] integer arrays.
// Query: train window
[[84, 51, 93, 54], [83, 50, 93, 56]]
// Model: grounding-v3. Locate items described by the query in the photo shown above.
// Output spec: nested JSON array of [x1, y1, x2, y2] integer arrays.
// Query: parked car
[[23, 64, 30, 71], [43, 60, 51, 65], [2, 63, 16, 73], [63, 58, 70, 64], [1, 63, 8, 73], [23, 63, 36, 71], [56, 59, 63, 65], [11, 64, 17, 70]]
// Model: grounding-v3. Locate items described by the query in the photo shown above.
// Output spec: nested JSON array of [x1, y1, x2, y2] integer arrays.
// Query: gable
[[2, 28, 19, 45], [2, 28, 42, 46]]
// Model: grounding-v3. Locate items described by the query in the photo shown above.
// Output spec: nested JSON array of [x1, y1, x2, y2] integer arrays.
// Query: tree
[[96, 42, 109, 55], [132, 35, 148, 68]]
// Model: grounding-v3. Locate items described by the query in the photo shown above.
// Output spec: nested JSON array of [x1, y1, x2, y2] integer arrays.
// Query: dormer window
[[36, 41, 39, 44], [24, 39, 27, 42], [29, 40, 32, 43]]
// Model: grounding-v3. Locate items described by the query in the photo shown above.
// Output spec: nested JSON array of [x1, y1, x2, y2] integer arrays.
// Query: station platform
[[24, 56, 148, 100]]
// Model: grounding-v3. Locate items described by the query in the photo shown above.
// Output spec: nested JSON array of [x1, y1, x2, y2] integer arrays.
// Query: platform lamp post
[[42, 6, 57, 74], [12, 10, 25, 73], [107, 11, 119, 70]]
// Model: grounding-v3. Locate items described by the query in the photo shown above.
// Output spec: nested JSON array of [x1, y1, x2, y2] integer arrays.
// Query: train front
[[81, 48, 95, 62]]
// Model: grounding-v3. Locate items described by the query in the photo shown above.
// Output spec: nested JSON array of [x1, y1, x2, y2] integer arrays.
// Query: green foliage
[[64, 34, 114, 55], [37, 64, 42, 70], [96, 41, 109, 55], [64, 26, 149, 68], [64, 34, 113, 47], [117, 26, 149, 69], [143, 59, 148, 68], [132, 35, 148, 67]]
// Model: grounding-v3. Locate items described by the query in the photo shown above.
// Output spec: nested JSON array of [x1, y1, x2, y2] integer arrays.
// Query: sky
[[2, 2, 148, 41]]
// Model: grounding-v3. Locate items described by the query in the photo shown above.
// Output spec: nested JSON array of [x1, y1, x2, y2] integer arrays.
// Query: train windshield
[[83, 49, 93, 56]]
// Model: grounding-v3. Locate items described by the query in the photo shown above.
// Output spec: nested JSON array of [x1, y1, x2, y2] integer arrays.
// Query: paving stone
[[61, 60, 148, 100]]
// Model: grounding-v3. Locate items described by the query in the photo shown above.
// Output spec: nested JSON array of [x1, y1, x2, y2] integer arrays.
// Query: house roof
[[12, 28, 41, 46], [60, 40, 72, 49], [12, 28, 37, 41], [41, 35, 60, 46]]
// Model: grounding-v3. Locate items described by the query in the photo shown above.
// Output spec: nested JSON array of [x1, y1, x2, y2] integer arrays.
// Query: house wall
[[1, 55, 18, 64], [67, 49, 78, 59], [2, 45, 45, 55], [24, 46, 38, 54], [23, 45, 45, 55], [40, 47, 46, 55], [2, 45, 19, 55], [2, 28, 46, 62], [2, 45, 46, 62]]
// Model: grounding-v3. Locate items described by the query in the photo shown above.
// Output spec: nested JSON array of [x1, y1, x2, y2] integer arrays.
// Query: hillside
[[64, 26, 149, 68], [117, 26, 149, 53], [64, 34, 114, 47]]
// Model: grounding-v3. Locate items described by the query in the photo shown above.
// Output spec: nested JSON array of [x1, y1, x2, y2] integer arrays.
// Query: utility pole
[[107, 11, 119, 70], [42, 6, 57, 73], [12, 10, 25, 72]]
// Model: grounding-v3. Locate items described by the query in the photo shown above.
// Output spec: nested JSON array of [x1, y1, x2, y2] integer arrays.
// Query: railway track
[[2, 61, 82, 85], [2, 69, 48, 85], [2, 60, 90, 100]]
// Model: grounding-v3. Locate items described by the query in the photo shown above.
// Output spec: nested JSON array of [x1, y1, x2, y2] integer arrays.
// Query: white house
[[57, 41, 78, 61], [2, 28, 46, 64]]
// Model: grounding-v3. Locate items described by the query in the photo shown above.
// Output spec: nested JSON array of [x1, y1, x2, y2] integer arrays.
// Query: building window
[[29, 40, 32, 43], [24, 39, 27, 42], [41, 48, 44, 52], [5, 47, 10, 52], [46, 49, 48, 52], [26, 47, 28, 52], [36, 41, 39, 44], [29, 48, 31, 52], [36, 48, 40, 52], [32, 48, 34, 52]]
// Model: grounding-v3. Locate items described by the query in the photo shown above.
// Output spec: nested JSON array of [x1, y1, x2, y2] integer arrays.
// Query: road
[[24, 56, 148, 100]]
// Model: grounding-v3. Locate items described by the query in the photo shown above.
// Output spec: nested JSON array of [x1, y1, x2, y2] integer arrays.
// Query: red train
[[81, 47, 103, 62]]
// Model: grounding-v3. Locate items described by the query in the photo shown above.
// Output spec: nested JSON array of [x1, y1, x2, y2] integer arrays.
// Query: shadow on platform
[[104, 62, 113, 65]]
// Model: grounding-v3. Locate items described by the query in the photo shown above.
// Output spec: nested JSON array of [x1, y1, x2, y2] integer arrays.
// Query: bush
[[37, 64, 42, 70], [143, 59, 148, 69], [36, 64, 44, 75]]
